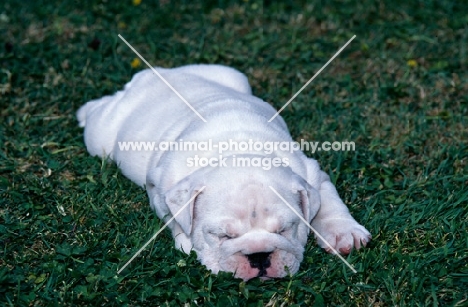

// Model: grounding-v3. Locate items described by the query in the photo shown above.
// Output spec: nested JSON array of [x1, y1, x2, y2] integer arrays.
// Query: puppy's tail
[[76, 103, 89, 127]]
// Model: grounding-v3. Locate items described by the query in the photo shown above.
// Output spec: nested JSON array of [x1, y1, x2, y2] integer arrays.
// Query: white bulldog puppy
[[77, 64, 371, 281]]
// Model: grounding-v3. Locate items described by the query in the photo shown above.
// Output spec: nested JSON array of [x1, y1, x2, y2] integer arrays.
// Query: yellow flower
[[118, 21, 127, 29], [407, 59, 417, 67], [133, 0, 141, 5], [130, 58, 141, 68]]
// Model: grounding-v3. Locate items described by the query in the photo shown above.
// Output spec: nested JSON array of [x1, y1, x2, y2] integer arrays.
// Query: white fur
[[78, 64, 371, 280]]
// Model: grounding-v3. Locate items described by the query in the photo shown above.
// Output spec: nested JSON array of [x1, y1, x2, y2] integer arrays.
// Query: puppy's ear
[[291, 175, 321, 223], [165, 176, 205, 235]]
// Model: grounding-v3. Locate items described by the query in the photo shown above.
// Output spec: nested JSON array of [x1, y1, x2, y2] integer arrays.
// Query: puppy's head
[[161, 165, 320, 281]]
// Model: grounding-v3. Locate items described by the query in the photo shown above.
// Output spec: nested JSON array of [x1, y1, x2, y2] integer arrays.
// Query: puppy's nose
[[247, 252, 272, 274]]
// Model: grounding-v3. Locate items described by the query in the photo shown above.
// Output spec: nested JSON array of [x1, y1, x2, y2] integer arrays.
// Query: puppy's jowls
[[77, 64, 371, 281]]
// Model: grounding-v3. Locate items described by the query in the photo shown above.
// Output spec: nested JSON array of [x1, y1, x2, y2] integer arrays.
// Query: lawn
[[1, 0, 467, 305]]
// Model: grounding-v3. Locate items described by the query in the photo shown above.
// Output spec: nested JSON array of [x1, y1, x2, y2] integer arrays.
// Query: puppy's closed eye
[[209, 231, 236, 241], [276, 222, 297, 236], [219, 234, 234, 240]]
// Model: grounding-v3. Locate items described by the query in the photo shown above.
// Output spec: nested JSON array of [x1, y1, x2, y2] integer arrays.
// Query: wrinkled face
[[190, 181, 311, 281]]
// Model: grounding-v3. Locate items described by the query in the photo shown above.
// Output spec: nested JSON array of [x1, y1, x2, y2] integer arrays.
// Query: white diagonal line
[[268, 186, 357, 273], [117, 34, 207, 123], [117, 186, 206, 274], [268, 35, 356, 122]]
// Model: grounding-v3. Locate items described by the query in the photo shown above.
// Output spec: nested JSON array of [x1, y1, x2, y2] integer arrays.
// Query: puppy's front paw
[[312, 218, 371, 255]]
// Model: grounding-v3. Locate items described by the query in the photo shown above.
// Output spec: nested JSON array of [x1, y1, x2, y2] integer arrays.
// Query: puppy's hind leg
[[178, 64, 252, 94], [76, 89, 127, 158], [76, 70, 142, 128], [76, 95, 116, 127]]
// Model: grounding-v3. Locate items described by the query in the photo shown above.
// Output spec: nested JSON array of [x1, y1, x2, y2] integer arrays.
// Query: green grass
[[1, 0, 467, 305]]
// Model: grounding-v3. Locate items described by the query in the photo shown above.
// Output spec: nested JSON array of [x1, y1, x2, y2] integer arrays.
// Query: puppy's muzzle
[[247, 252, 272, 277]]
